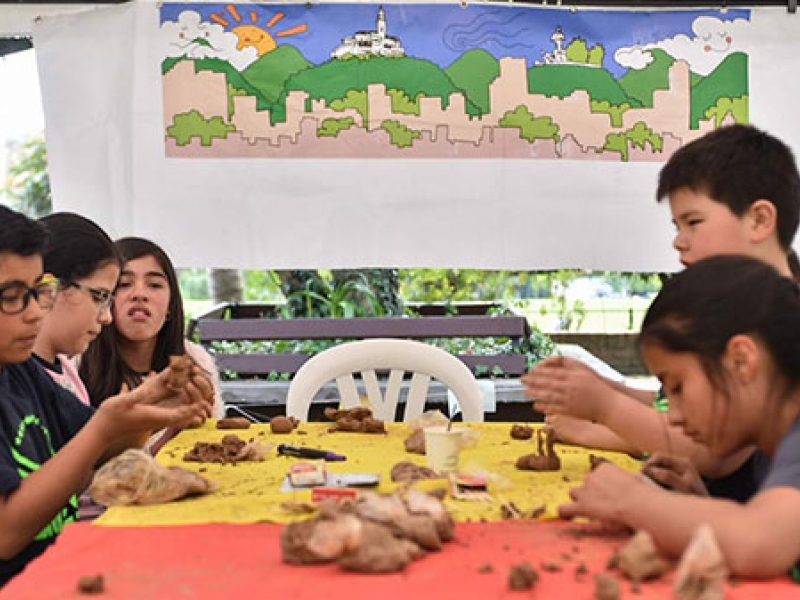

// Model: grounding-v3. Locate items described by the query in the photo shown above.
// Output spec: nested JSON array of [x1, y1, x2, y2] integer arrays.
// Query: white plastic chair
[[286, 338, 485, 422]]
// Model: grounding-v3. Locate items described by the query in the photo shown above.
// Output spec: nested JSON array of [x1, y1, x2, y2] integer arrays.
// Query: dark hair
[[38, 212, 120, 283], [656, 124, 800, 260], [80, 237, 185, 406], [0, 205, 49, 257], [639, 255, 800, 397]]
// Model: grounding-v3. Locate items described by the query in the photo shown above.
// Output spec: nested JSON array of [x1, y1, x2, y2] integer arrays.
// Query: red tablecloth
[[1, 519, 795, 599]]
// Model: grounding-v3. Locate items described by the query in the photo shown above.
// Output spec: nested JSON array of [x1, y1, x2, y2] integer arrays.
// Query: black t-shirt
[[703, 449, 771, 503], [0, 359, 94, 586]]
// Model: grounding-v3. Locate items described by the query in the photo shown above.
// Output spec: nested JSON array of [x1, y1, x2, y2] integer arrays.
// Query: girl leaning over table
[[559, 255, 800, 580], [80, 237, 225, 453]]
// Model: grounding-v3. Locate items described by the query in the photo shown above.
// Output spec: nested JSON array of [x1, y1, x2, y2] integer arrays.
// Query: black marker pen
[[277, 444, 346, 461]]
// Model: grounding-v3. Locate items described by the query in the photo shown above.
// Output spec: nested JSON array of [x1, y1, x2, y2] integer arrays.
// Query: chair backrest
[[285, 338, 485, 422]]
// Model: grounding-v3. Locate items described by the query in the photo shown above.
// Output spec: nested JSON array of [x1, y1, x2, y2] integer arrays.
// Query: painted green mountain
[[164, 57, 274, 111], [618, 49, 675, 108], [690, 52, 748, 127], [528, 64, 633, 107], [277, 56, 480, 123], [241, 45, 313, 104], [444, 49, 501, 116]]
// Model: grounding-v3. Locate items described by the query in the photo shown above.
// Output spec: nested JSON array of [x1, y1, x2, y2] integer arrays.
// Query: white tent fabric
[[30, 2, 800, 270]]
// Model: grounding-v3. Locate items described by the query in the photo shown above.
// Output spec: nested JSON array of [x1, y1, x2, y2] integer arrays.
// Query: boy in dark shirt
[[0, 206, 213, 586]]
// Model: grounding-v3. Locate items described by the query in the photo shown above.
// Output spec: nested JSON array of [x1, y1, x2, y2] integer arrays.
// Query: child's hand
[[558, 461, 644, 524], [641, 454, 709, 496], [139, 364, 214, 424], [545, 414, 596, 445], [95, 366, 214, 442], [521, 356, 611, 422]]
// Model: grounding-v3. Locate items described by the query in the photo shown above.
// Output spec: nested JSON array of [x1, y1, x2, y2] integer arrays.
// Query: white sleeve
[[184, 340, 225, 418]]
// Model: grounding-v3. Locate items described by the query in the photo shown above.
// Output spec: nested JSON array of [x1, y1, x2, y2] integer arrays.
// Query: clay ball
[[271, 416, 295, 434]]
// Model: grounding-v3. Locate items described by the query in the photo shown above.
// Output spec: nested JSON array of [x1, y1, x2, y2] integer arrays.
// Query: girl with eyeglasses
[[33, 213, 121, 405]]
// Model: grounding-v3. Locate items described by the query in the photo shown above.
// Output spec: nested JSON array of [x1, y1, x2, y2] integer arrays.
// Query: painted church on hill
[[331, 7, 406, 59]]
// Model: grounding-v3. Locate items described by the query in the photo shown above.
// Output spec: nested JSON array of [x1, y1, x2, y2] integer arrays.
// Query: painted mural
[[161, 3, 750, 161]]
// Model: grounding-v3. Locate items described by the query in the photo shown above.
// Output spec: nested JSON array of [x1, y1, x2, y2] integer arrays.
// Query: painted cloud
[[615, 16, 751, 76], [161, 10, 258, 71]]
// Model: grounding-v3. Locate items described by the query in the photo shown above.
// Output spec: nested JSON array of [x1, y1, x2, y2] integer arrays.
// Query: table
[[2, 520, 795, 600], [95, 422, 641, 525], [1, 422, 796, 599]]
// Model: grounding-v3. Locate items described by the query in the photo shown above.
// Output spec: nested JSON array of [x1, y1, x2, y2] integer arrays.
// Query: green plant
[[281, 271, 387, 318], [243, 270, 284, 302]]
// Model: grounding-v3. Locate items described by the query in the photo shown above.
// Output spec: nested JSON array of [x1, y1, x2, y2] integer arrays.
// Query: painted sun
[[211, 4, 308, 56]]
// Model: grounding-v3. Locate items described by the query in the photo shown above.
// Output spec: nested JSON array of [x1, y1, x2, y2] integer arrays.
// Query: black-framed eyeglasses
[[66, 281, 115, 313], [0, 276, 59, 315]]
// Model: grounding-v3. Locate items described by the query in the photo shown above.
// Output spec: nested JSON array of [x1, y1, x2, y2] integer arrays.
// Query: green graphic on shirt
[[652, 390, 669, 413], [11, 414, 78, 540]]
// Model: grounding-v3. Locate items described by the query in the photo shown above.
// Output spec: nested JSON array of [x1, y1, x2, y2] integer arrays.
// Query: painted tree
[[167, 110, 235, 146], [499, 106, 560, 142], [704, 95, 748, 126]]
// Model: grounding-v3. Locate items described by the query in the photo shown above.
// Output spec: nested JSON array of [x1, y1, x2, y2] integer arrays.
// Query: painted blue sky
[[161, 3, 749, 78]]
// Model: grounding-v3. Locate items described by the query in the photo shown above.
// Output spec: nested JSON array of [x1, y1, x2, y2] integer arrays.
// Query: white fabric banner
[[31, 2, 800, 271]]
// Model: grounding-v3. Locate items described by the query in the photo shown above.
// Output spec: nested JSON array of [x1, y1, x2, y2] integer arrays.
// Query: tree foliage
[[565, 39, 605, 66], [388, 88, 421, 115], [318, 117, 355, 137], [380, 120, 421, 148], [329, 89, 368, 122], [590, 99, 631, 128], [499, 106, 560, 142], [604, 121, 663, 161], [167, 110, 235, 146], [2, 136, 51, 217], [704, 95, 748, 127]]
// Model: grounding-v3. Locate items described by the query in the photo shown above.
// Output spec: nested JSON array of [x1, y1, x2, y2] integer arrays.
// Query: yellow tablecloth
[[96, 421, 640, 527]]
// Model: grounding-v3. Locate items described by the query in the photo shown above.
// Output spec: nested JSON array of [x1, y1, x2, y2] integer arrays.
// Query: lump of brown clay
[[404, 429, 426, 454], [325, 407, 386, 434], [281, 490, 453, 574], [390, 461, 439, 483], [616, 530, 671, 582], [510, 424, 534, 440], [516, 427, 561, 471], [508, 561, 539, 590], [90, 449, 212, 506], [76, 574, 104, 594], [282, 509, 363, 565], [183, 434, 270, 464], [324, 407, 373, 421], [339, 520, 422, 572], [594, 572, 620, 600], [404, 488, 455, 543], [166, 354, 192, 392], [216, 417, 251, 430], [270, 415, 299, 434], [673, 524, 727, 600]]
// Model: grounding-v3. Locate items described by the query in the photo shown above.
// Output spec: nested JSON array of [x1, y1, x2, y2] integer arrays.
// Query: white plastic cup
[[424, 426, 465, 473]]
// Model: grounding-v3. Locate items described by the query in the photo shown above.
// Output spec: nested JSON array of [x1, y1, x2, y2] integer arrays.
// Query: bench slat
[[199, 315, 530, 341], [214, 352, 526, 377]]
